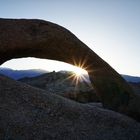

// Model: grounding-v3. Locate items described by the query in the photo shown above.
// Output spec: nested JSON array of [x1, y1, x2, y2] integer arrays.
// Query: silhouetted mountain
[[0, 67, 48, 80], [122, 74, 140, 83]]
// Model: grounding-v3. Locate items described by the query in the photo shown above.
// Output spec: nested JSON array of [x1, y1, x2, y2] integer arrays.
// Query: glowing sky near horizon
[[0, 0, 140, 76]]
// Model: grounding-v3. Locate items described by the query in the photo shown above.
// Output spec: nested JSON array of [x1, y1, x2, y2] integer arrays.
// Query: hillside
[[19, 71, 99, 103], [18, 71, 140, 96], [0, 68, 139, 102]]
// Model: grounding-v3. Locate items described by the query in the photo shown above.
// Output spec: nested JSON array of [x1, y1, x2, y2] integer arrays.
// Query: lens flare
[[73, 67, 87, 77], [69, 58, 90, 87]]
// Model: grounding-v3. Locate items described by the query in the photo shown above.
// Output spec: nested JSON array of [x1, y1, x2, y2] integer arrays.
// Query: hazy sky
[[0, 0, 140, 76]]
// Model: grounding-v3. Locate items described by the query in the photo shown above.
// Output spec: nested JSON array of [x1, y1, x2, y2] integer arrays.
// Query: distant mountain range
[[121, 74, 140, 83], [0, 67, 140, 83], [0, 67, 48, 80]]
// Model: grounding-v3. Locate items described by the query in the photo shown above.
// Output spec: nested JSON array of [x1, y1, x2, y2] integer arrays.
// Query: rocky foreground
[[0, 74, 140, 140]]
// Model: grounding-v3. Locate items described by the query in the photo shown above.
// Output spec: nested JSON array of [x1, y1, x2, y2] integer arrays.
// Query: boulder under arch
[[0, 18, 139, 120]]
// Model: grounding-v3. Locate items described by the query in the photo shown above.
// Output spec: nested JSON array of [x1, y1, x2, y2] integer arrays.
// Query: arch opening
[[0, 57, 96, 103], [0, 57, 89, 80]]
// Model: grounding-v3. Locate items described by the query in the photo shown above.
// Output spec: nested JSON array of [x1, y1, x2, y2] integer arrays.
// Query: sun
[[69, 66, 88, 86], [62, 61, 89, 88], [65, 58, 90, 85], [73, 67, 87, 77]]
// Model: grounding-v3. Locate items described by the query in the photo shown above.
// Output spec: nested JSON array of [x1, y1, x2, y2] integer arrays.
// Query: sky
[[0, 0, 140, 76]]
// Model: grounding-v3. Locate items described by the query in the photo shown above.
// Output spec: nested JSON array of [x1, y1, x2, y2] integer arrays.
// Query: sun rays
[[1, 57, 92, 91], [56, 58, 91, 94]]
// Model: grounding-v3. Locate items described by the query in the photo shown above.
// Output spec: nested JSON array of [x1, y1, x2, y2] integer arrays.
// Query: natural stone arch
[[0, 18, 140, 120]]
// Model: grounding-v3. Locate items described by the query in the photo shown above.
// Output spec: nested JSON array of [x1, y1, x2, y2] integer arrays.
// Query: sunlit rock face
[[0, 18, 140, 120]]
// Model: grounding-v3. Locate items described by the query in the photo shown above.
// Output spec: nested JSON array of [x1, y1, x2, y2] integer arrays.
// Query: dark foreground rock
[[0, 75, 140, 140]]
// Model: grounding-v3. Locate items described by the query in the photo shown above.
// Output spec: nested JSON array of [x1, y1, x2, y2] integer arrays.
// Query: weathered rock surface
[[0, 75, 140, 140], [0, 18, 140, 120], [19, 71, 99, 103]]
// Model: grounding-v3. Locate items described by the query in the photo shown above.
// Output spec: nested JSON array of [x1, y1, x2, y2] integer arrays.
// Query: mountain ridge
[[0, 67, 140, 82], [0, 67, 48, 79]]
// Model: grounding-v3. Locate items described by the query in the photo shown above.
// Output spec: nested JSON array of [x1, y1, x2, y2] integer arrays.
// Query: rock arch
[[0, 18, 139, 119]]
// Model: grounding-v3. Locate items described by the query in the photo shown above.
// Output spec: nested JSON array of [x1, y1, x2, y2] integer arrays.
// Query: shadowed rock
[[0, 18, 140, 120], [18, 71, 99, 103], [0, 75, 140, 140]]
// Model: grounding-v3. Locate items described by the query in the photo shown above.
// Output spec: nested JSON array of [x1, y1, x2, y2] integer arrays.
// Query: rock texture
[[0, 18, 140, 120], [19, 71, 99, 103], [0, 75, 140, 140]]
